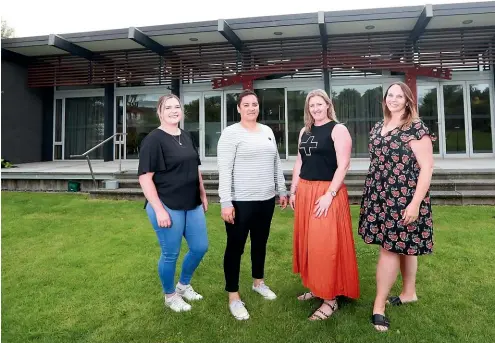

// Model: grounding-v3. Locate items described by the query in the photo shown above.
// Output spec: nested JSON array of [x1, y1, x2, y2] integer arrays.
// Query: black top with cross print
[[298, 121, 338, 181]]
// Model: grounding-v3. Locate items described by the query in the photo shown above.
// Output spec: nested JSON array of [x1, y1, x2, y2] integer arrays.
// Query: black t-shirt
[[137, 128, 202, 210], [299, 121, 338, 181]]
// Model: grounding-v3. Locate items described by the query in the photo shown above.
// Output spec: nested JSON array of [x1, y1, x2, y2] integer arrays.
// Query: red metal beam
[[211, 53, 452, 89]]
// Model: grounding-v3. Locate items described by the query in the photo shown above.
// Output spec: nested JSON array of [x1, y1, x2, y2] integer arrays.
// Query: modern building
[[2, 2, 495, 165]]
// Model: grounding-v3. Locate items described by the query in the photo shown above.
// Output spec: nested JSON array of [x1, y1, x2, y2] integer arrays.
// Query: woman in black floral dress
[[358, 82, 435, 332]]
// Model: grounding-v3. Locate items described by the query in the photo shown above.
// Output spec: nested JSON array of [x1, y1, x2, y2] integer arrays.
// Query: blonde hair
[[383, 82, 419, 128], [304, 89, 339, 133], [156, 94, 183, 120]]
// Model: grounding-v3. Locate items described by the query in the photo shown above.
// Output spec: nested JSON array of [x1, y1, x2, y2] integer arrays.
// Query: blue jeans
[[146, 202, 208, 294]]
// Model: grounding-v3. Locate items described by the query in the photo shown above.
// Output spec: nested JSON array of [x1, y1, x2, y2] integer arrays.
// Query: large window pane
[[183, 94, 200, 151], [470, 84, 493, 153], [126, 94, 161, 159], [204, 93, 222, 157], [226, 93, 240, 127], [256, 88, 286, 159], [287, 90, 308, 156], [332, 85, 383, 157], [418, 86, 440, 154], [64, 97, 104, 159], [443, 85, 466, 154]]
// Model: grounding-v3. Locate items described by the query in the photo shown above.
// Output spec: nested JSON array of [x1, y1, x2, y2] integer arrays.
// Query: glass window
[[417, 86, 440, 154], [204, 93, 222, 157], [443, 85, 466, 154], [225, 93, 240, 127], [256, 88, 286, 159], [470, 84, 493, 153], [332, 85, 383, 157], [287, 90, 308, 156], [126, 94, 161, 159], [64, 97, 105, 159], [183, 94, 201, 151]]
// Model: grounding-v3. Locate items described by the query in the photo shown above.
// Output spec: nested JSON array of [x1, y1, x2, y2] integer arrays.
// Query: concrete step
[[89, 188, 495, 205], [116, 169, 495, 181], [114, 178, 495, 192]]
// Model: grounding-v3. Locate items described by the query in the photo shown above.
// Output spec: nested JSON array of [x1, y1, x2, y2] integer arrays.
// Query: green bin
[[68, 180, 81, 192]]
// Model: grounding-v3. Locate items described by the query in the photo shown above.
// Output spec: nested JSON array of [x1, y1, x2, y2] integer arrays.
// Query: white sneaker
[[176, 283, 203, 301], [229, 300, 250, 320], [252, 281, 277, 300], [164, 293, 192, 312]]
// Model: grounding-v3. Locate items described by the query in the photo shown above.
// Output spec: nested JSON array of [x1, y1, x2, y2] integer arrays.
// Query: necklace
[[159, 126, 182, 146], [172, 133, 182, 146]]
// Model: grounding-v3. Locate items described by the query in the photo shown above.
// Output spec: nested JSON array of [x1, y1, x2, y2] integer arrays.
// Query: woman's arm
[[326, 124, 352, 194], [139, 172, 171, 227], [403, 135, 434, 225], [198, 168, 208, 212]]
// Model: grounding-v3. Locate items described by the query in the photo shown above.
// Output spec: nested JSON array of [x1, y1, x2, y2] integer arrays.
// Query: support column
[[103, 84, 114, 162], [41, 87, 54, 161]]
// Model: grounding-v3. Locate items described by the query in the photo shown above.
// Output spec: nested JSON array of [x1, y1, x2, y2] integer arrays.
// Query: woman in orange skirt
[[289, 89, 360, 320]]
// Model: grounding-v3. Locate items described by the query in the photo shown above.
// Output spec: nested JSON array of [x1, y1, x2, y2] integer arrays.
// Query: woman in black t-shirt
[[138, 94, 209, 313]]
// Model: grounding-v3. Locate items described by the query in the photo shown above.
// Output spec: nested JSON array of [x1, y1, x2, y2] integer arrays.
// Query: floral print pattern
[[358, 120, 435, 256]]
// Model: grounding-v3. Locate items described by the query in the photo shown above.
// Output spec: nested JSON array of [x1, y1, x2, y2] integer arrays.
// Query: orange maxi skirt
[[293, 179, 360, 300]]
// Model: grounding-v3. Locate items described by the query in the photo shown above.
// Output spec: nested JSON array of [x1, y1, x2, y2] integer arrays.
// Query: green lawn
[[2, 192, 495, 343]]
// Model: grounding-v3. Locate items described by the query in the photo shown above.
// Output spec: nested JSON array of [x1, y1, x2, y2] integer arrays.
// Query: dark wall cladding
[[1, 60, 45, 163], [24, 26, 495, 88]]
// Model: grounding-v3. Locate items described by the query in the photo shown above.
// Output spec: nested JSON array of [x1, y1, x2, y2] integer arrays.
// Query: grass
[[2, 192, 495, 343]]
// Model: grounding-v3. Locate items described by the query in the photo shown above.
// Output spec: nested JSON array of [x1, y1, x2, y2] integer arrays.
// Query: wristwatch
[[328, 190, 337, 197]]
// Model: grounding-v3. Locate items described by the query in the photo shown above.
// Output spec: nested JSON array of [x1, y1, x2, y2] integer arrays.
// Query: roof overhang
[[2, 2, 495, 58]]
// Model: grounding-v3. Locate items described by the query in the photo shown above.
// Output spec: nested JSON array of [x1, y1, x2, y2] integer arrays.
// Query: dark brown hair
[[383, 82, 419, 128], [237, 90, 258, 106]]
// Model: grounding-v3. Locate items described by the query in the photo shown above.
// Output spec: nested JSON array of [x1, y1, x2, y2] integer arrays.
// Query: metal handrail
[[70, 132, 127, 189]]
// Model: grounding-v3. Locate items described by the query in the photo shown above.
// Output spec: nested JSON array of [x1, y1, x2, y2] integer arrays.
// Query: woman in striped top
[[217, 89, 288, 320]]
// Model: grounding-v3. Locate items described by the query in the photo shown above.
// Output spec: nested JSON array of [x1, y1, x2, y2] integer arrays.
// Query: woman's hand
[[279, 196, 288, 209], [314, 193, 334, 218], [156, 208, 172, 228], [402, 202, 420, 225], [289, 194, 296, 210], [221, 206, 235, 224], [200, 193, 208, 212]]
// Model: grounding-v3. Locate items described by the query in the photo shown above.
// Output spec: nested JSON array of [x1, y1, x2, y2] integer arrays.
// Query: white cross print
[[300, 136, 318, 156]]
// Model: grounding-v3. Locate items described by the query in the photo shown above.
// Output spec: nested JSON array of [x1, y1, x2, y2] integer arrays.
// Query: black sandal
[[388, 296, 403, 306], [371, 314, 390, 331], [309, 299, 338, 321], [388, 296, 417, 306]]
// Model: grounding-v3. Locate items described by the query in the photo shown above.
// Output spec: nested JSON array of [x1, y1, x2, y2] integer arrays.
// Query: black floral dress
[[358, 119, 435, 256]]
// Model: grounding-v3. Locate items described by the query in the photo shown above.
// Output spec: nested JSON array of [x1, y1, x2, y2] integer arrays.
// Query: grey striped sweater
[[217, 123, 287, 208]]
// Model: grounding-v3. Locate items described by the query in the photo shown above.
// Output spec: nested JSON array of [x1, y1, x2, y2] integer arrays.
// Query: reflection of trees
[[333, 86, 382, 157], [287, 91, 307, 155], [418, 88, 439, 153], [470, 85, 492, 152]]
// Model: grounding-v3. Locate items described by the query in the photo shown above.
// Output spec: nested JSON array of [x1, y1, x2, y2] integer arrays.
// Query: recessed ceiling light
[[365, 25, 375, 30], [462, 19, 473, 25], [189, 37, 198, 41], [273, 31, 283, 36]]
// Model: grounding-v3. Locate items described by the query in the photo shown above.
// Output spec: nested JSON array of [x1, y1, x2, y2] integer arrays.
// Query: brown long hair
[[383, 82, 419, 128], [304, 89, 338, 133], [156, 94, 183, 120]]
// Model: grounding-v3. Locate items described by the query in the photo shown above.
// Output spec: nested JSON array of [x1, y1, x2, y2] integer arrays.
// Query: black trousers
[[223, 197, 276, 292]]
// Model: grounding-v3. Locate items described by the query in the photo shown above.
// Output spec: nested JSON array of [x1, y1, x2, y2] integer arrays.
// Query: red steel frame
[[211, 54, 452, 103]]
